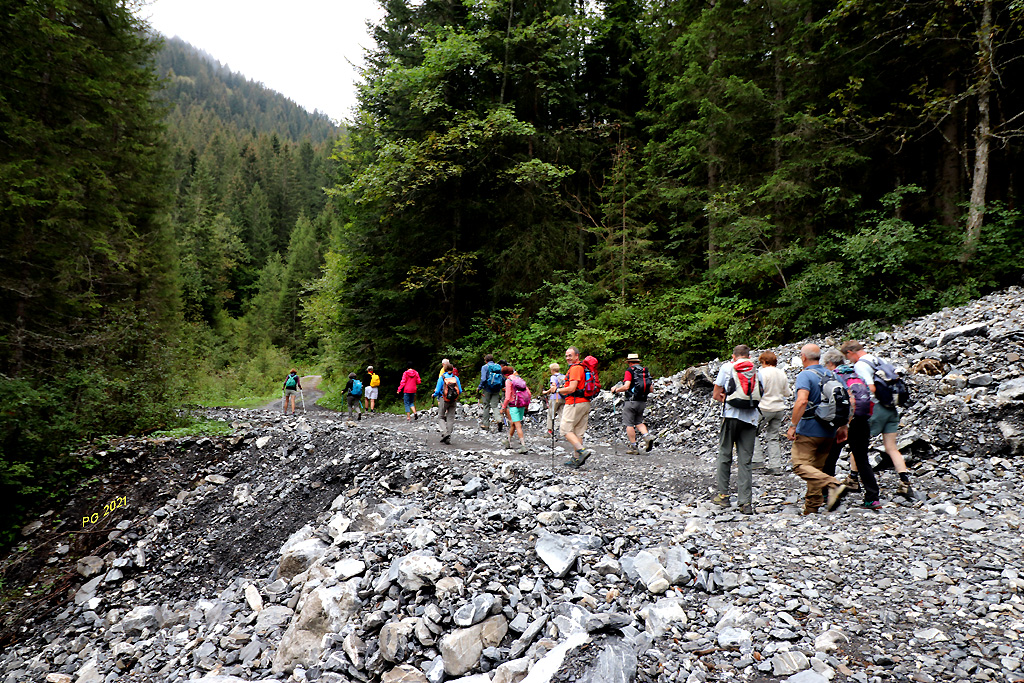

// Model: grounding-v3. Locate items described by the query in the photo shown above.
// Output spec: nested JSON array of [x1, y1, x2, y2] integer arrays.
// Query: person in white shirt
[[711, 344, 759, 514], [753, 351, 792, 475]]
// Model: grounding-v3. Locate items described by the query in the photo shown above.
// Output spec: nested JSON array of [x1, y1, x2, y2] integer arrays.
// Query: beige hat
[[366, 365, 374, 371], [626, 353, 641, 362]]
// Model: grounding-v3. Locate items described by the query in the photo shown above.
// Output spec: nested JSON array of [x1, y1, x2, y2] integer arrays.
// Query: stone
[[397, 554, 444, 590], [75, 556, 104, 577], [271, 579, 361, 674], [244, 584, 264, 612], [381, 665, 429, 683], [997, 377, 1024, 402], [45, 675, 72, 683], [786, 672, 829, 683], [814, 629, 847, 652], [937, 322, 988, 345], [277, 538, 329, 581], [536, 532, 579, 578], [439, 615, 508, 676], [406, 525, 437, 548], [255, 605, 293, 633], [121, 605, 165, 636], [633, 550, 671, 594], [641, 597, 687, 637], [576, 636, 638, 683], [454, 594, 497, 627], [914, 628, 949, 642], [773, 651, 810, 676], [718, 627, 752, 649], [380, 621, 415, 662], [343, 632, 366, 668], [333, 557, 367, 580], [491, 657, 530, 683], [205, 474, 229, 484]]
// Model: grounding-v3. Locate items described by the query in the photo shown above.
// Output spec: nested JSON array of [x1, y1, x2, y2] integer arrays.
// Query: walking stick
[[300, 389, 305, 413]]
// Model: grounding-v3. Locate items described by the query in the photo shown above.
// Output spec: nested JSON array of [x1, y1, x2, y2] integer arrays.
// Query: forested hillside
[[307, 0, 1023, 382]]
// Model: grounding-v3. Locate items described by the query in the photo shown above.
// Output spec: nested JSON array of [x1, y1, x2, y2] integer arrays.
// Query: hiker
[[557, 347, 598, 468], [786, 344, 849, 515], [283, 369, 302, 415], [343, 372, 364, 421], [397, 363, 422, 421], [823, 349, 881, 510], [840, 340, 915, 500], [364, 366, 380, 412], [478, 354, 504, 431], [752, 351, 791, 475], [609, 353, 655, 454], [432, 361, 462, 444], [500, 365, 531, 453], [542, 362, 565, 435], [711, 345, 760, 514]]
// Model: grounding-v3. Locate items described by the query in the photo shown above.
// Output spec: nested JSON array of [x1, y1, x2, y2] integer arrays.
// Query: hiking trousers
[[753, 409, 785, 469], [791, 435, 841, 510], [546, 398, 565, 433], [480, 390, 501, 427], [824, 416, 879, 503], [438, 399, 457, 437], [716, 417, 756, 505]]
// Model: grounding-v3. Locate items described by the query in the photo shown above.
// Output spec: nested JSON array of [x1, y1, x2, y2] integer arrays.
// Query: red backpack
[[572, 356, 601, 399]]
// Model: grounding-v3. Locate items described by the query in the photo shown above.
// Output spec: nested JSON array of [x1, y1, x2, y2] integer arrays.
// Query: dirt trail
[[261, 374, 327, 413]]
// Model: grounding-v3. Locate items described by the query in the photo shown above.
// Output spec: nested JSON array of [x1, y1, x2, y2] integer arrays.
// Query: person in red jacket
[[397, 363, 422, 421]]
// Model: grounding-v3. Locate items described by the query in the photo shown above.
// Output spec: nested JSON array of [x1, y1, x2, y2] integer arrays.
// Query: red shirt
[[564, 363, 588, 405]]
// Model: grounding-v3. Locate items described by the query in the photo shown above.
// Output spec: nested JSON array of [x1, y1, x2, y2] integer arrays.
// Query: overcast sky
[[143, 0, 386, 122]]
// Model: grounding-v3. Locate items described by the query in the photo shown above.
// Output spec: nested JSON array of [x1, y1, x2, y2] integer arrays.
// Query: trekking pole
[[300, 389, 306, 413]]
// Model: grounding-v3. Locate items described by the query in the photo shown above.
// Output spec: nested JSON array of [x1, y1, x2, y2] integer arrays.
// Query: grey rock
[[785, 672, 829, 683], [75, 556, 104, 578], [271, 579, 361, 674], [773, 651, 810, 676], [121, 605, 165, 636], [576, 637, 638, 683], [454, 593, 497, 627], [633, 550, 671, 594], [277, 538, 329, 581], [536, 532, 579, 578], [381, 665, 429, 683], [439, 615, 508, 676], [397, 554, 444, 590], [718, 627, 753, 648]]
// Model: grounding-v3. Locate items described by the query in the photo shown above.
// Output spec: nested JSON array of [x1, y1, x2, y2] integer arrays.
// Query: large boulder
[[271, 578, 361, 674], [439, 615, 508, 676], [277, 538, 329, 581]]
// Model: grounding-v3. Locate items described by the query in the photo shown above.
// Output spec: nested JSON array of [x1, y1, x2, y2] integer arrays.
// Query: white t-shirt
[[854, 354, 880, 404], [715, 362, 760, 426]]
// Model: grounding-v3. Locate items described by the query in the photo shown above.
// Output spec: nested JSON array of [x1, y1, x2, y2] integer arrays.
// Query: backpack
[[808, 368, 851, 429], [572, 356, 601, 400], [484, 362, 504, 392], [724, 360, 762, 408], [351, 379, 363, 396], [442, 374, 461, 402], [509, 375, 531, 408], [369, 373, 380, 388], [627, 365, 653, 401], [863, 356, 910, 409], [835, 364, 872, 417], [285, 374, 298, 390]]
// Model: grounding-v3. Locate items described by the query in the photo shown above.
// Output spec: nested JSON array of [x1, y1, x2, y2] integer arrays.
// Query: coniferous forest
[[1, 0, 1023, 544]]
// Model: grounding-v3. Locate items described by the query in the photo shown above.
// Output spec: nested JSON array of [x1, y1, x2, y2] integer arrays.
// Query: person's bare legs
[[882, 432, 908, 472]]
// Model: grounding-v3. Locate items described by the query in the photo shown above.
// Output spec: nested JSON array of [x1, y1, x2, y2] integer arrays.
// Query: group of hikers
[[283, 337, 914, 513], [713, 340, 915, 515]]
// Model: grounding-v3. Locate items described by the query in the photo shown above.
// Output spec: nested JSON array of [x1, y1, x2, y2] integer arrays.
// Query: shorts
[[560, 401, 591, 438], [284, 389, 297, 397], [403, 392, 416, 412], [508, 406, 525, 423], [621, 400, 646, 427], [869, 403, 899, 436], [365, 386, 379, 400]]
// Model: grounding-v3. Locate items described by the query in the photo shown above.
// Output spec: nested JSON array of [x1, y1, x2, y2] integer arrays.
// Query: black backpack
[[628, 365, 653, 401], [864, 357, 910, 408]]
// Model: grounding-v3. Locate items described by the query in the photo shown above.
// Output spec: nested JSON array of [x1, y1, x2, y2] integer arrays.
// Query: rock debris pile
[[2, 287, 1024, 683]]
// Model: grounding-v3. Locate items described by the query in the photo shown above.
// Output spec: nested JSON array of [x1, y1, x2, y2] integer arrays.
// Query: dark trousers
[[825, 416, 879, 503]]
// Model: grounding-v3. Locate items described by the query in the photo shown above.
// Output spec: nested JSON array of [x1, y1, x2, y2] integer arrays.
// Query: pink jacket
[[398, 369, 421, 393]]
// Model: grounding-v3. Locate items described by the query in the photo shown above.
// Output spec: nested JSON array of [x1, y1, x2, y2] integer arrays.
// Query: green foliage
[[151, 419, 235, 439]]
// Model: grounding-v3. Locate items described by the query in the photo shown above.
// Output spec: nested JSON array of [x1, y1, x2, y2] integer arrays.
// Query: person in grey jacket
[[753, 351, 792, 475]]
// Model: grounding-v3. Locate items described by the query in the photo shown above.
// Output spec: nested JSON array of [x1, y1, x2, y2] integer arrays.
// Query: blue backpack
[[484, 362, 504, 391], [351, 379, 363, 396], [285, 374, 298, 389]]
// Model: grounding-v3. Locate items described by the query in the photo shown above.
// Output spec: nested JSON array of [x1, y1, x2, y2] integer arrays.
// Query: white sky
[[142, 0, 386, 123]]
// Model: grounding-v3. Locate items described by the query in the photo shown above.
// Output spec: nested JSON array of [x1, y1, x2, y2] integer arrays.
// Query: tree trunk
[[938, 76, 962, 228], [962, 0, 993, 263], [706, 1, 719, 271]]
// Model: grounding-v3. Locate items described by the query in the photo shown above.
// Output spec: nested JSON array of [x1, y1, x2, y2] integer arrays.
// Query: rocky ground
[[2, 288, 1024, 683]]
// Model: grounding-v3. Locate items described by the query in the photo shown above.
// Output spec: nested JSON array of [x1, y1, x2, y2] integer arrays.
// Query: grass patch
[[190, 394, 280, 410], [150, 418, 235, 439]]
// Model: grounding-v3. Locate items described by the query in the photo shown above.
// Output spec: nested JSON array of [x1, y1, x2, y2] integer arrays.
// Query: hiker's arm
[[712, 383, 725, 403], [786, 389, 810, 440], [559, 378, 578, 396], [613, 380, 632, 394]]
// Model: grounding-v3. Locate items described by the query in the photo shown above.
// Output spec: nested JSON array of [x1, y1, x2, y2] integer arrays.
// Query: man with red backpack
[[557, 346, 599, 468], [711, 344, 762, 514], [610, 353, 655, 454]]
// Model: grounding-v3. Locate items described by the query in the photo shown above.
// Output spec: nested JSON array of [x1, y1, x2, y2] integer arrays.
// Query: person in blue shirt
[[433, 362, 463, 444], [786, 343, 849, 515]]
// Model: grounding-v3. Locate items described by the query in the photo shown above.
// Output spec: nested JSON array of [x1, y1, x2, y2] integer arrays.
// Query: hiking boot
[[739, 503, 754, 515], [578, 448, 594, 465], [625, 444, 640, 455], [563, 454, 582, 469], [826, 484, 848, 512], [840, 475, 860, 491], [440, 434, 451, 444], [802, 506, 820, 516], [712, 493, 730, 507], [643, 433, 655, 452], [516, 445, 529, 454], [357, 412, 362, 421], [896, 479, 914, 500], [414, 413, 419, 421], [502, 438, 512, 450], [860, 500, 883, 511]]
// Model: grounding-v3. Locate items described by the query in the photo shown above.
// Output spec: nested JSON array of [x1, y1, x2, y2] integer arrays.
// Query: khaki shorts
[[560, 401, 591, 438]]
